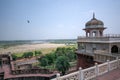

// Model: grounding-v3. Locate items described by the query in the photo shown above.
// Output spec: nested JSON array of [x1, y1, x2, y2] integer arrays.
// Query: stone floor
[[96, 68, 120, 80]]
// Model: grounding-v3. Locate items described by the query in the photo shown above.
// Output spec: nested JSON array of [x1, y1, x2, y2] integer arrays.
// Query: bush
[[11, 54, 18, 60], [38, 47, 77, 71], [22, 52, 33, 58], [35, 50, 42, 56], [55, 56, 70, 75], [38, 57, 48, 68]]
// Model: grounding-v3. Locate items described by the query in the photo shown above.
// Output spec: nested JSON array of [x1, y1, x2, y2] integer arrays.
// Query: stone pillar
[[109, 43, 111, 54], [107, 60, 110, 72], [56, 73, 60, 80], [95, 63, 98, 77], [97, 30, 100, 37], [89, 31, 93, 37], [79, 67, 83, 80], [86, 32, 88, 37]]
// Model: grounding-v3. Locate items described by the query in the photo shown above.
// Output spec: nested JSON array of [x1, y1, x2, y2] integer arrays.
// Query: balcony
[[77, 34, 120, 43]]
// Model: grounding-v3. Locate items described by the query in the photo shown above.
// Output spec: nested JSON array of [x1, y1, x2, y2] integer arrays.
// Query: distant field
[[0, 39, 77, 54], [0, 43, 66, 54]]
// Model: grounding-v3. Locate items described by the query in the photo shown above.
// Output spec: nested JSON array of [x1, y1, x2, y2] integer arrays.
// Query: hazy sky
[[0, 0, 120, 40]]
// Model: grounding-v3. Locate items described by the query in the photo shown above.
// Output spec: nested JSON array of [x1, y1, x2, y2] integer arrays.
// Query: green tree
[[65, 47, 76, 61], [55, 56, 70, 75], [11, 54, 18, 60], [38, 57, 48, 68], [28, 52, 33, 57], [22, 52, 33, 58], [45, 53, 56, 65], [35, 50, 42, 56], [66, 52, 74, 62], [55, 47, 66, 57]]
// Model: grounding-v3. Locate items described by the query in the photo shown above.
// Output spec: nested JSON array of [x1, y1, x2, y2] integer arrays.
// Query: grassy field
[[11, 43, 77, 58], [13, 47, 57, 58]]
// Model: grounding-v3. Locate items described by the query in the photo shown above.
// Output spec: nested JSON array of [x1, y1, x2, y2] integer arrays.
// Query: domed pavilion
[[84, 13, 106, 37], [76, 13, 120, 69]]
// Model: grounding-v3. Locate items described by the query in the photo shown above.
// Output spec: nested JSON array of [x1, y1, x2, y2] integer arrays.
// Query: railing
[[82, 66, 96, 80], [56, 71, 80, 80], [78, 34, 120, 38], [104, 34, 120, 37], [51, 58, 120, 80], [77, 34, 120, 42]]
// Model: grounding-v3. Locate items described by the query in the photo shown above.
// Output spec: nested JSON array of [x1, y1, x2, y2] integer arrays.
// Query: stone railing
[[77, 36, 109, 42], [104, 34, 120, 38], [51, 58, 120, 80], [77, 34, 120, 42]]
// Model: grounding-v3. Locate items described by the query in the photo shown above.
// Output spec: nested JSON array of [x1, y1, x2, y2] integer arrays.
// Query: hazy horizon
[[0, 39, 76, 41], [0, 0, 120, 40]]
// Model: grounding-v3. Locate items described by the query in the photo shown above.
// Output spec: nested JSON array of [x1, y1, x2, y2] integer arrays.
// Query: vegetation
[[11, 50, 43, 60], [38, 47, 77, 75], [38, 58, 48, 68], [11, 54, 18, 60], [56, 56, 70, 75], [35, 50, 42, 56], [8, 41, 77, 75], [22, 52, 33, 58]]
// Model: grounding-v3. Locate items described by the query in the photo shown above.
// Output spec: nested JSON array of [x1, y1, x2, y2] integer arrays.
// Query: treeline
[[0, 40, 32, 49], [12, 50, 42, 60], [38, 47, 77, 75], [50, 39, 76, 44]]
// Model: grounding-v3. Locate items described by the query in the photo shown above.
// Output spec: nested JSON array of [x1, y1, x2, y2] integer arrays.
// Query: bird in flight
[[27, 20, 30, 23]]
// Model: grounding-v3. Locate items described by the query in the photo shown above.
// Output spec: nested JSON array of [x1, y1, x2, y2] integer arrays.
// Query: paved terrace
[[51, 58, 120, 80], [96, 68, 120, 80]]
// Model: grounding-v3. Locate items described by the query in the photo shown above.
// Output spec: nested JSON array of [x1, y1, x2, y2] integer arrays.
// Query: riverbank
[[0, 43, 66, 54]]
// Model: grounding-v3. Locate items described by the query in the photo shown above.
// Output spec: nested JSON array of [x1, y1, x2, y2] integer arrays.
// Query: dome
[[85, 13, 104, 27]]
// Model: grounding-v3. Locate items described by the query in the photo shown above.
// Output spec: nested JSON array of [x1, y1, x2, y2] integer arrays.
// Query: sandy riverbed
[[0, 43, 65, 54]]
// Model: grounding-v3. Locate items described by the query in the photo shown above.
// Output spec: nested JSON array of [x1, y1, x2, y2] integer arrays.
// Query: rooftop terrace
[[77, 34, 120, 43]]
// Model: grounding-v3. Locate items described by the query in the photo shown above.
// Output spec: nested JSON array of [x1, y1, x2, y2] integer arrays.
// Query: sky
[[0, 0, 120, 40]]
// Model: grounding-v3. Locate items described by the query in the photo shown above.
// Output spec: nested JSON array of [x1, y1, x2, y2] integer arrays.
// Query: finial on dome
[[93, 12, 95, 19]]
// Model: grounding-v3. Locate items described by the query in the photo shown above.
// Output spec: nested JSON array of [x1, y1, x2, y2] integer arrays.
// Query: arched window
[[99, 31, 103, 36], [92, 31, 96, 37], [111, 45, 118, 53], [87, 32, 90, 37]]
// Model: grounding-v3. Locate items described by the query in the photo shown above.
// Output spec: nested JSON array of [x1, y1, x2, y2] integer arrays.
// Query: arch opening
[[92, 31, 96, 37], [111, 45, 118, 53]]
